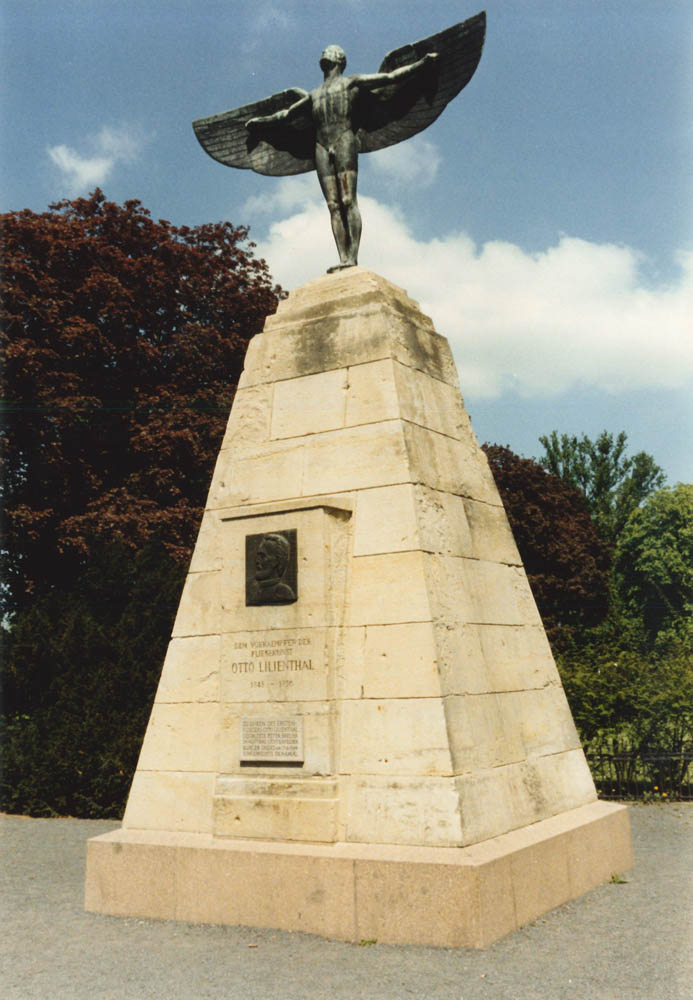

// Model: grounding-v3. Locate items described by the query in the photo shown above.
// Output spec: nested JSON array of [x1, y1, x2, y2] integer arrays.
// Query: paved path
[[2, 805, 692, 1000]]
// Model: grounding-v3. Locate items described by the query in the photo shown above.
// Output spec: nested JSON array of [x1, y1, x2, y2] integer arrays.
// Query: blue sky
[[2, 0, 691, 483]]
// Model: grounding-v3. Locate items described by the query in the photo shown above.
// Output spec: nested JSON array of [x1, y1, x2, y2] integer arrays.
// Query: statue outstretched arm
[[351, 51, 439, 93], [246, 92, 312, 131]]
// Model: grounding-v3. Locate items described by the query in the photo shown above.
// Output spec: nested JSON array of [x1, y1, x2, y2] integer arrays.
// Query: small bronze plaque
[[245, 529, 298, 606], [240, 716, 304, 764]]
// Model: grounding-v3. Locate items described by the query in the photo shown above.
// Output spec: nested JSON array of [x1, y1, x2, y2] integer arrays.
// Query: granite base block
[[85, 800, 632, 948]]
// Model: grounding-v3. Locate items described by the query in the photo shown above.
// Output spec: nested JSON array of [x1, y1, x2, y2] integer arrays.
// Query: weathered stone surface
[[219, 383, 273, 455], [88, 267, 629, 945], [403, 421, 501, 503], [124, 266, 598, 844], [207, 439, 304, 510], [342, 774, 464, 847], [345, 358, 400, 427], [421, 554, 476, 623], [348, 551, 432, 625], [393, 359, 467, 438], [444, 693, 525, 775], [136, 702, 220, 773], [476, 622, 561, 692], [301, 421, 411, 495], [432, 622, 494, 695], [460, 559, 544, 627], [499, 685, 582, 758], [340, 697, 454, 777], [123, 771, 215, 834], [240, 270, 457, 388], [213, 776, 339, 842], [171, 571, 221, 638], [264, 268, 430, 331], [284, 269, 425, 318], [462, 496, 522, 563], [155, 635, 220, 703], [339, 623, 442, 700], [271, 368, 347, 439], [352, 483, 420, 556], [414, 486, 474, 557]]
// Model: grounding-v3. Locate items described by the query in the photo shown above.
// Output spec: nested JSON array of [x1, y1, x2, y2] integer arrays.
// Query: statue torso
[[311, 77, 357, 146]]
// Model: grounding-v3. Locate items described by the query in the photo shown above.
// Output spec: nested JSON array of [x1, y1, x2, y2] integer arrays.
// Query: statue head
[[319, 45, 347, 73]]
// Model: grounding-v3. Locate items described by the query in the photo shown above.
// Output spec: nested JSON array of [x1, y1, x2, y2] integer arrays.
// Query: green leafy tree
[[1, 539, 186, 817], [1, 190, 281, 619], [483, 444, 611, 645], [538, 430, 665, 543], [613, 484, 693, 644], [558, 641, 693, 747]]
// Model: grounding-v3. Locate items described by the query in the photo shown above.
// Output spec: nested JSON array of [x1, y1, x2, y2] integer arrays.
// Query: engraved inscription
[[246, 530, 298, 606], [241, 716, 304, 763], [222, 629, 326, 703], [230, 635, 314, 676]]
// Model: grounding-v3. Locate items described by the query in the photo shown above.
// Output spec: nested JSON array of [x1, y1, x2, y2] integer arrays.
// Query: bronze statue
[[193, 12, 485, 272]]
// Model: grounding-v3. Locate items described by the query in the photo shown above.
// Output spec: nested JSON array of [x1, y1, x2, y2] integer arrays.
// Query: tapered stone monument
[[85, 268, 632, 946]]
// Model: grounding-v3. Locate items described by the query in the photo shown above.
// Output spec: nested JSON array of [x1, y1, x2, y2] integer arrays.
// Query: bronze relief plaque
[[245, 529, 298, 606]]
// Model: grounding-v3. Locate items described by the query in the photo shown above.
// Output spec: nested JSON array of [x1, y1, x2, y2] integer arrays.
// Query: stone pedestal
[[85, 268, 632, 946]]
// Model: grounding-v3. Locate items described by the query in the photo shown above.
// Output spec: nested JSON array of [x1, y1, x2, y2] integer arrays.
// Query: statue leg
[[339, 166, 361, 267], [316, 145, 351, 267]]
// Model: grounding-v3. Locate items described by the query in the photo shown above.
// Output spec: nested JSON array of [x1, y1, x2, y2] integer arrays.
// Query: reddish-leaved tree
[[483, 444, 612, 645], [1, 190, 281, 617]]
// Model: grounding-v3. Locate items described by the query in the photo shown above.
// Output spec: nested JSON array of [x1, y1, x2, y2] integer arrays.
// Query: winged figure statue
[[193, 12, 486, 272]]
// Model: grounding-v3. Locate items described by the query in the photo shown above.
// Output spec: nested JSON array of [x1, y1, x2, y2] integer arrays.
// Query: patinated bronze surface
[[246, 530, 298, 606], [193, 12, 486, 271]]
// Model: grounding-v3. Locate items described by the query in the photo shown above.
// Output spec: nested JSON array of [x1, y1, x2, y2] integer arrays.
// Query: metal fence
[[585, 743, 693, 801]]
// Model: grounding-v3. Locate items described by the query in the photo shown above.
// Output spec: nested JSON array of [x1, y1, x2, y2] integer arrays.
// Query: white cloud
[[250, 180, 693, 399], [96, 126, 141, 162], [366, 136, 441, 188], [47, 147, 113, 193], [242, 174, 321, 217], [48, 125, 143, 194]]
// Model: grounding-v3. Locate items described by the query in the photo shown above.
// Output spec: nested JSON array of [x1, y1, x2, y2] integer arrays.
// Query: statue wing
[[192, 88, 316, 177], [355, 11, 486, 155]]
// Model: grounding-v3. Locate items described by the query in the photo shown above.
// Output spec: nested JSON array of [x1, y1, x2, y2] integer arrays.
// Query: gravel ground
[[1, 804, 692, 1000]]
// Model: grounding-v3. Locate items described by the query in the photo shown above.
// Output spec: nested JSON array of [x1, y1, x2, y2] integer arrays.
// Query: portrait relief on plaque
[[245, 529, 298, 606]]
